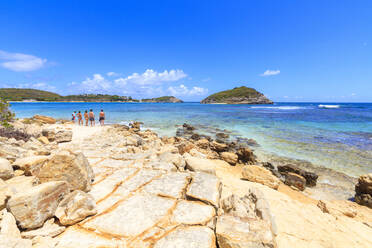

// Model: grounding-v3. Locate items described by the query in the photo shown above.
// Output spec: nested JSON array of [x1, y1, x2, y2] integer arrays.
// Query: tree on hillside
[[0, 98, 14, 127]]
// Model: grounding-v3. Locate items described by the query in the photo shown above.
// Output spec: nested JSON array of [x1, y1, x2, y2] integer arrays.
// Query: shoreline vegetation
[[0, 115, 371, 247]]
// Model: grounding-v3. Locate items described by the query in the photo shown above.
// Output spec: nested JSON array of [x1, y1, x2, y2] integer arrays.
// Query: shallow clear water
[[9, 102, 372, 177]]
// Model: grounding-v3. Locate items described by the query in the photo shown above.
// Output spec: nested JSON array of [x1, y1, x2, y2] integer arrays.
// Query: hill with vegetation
[[0, 88, 62, 101], [0, 88, 139, 102], [201, 86, 273, 104], [141, 96, 183, 103]]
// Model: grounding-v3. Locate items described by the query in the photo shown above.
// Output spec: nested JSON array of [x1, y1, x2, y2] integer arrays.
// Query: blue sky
[[0, 0, 371, 102]]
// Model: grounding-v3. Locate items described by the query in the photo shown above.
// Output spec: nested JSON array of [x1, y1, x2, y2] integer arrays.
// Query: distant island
[[141, 96, 183, 103], [201, 86, 273, 104], [0, 88, 183, 103]]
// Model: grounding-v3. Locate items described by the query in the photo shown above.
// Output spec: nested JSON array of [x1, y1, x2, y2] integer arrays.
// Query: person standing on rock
[[72, 111, 76, 123], [99, 109, 105, 126], [77, 111, 83, 125], [84, 110, 89, 126], [89, 109, 95, 126]]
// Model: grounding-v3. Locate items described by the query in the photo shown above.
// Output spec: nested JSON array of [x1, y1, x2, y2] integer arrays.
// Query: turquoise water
[[10, 102, 372, 177]]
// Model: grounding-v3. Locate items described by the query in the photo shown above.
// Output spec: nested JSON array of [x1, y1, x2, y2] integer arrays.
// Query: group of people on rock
[[71, 109, 105, 126]]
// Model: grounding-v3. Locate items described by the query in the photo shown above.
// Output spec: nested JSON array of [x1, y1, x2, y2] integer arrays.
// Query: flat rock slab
[[143, 172, 190, 199], [83, 192, 176, 237], [187, 172, 221, 208], [154, 226, 216, 248], [172, 200, 216, 225], [184, 155, 217, 175]]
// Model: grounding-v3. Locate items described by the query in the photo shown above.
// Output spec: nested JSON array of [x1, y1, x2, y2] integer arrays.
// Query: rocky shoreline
[[0, 116, 371, 247]]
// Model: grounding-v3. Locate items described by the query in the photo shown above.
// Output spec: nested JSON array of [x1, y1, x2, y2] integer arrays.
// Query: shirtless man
[[77, 111, 83, 125], [84, 110, 89, 126], [89, 109, 95, 126], [99, 109, 105, 126]]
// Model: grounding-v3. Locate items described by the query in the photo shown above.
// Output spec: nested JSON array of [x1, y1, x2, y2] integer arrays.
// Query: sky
[[0, 0, 371, 102]]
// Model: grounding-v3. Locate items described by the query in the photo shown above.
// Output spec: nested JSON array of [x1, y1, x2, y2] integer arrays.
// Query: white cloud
[[107, 72, 118, 77], [0, 50, 47, 71], [260, 69, 280, 77], [5, 82, 56, 91], [168, 84, 208, 96], [115, 69, 187, 86], [79, 73, 111, 93]]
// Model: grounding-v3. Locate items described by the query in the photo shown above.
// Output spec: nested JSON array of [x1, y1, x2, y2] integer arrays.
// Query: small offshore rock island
[[201, 86, 273, 104]]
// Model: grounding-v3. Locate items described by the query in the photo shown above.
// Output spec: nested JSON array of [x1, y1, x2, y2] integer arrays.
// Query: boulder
[[33, 115, 56, 124], [242, 165, 281, 190], [196, 138, 210, 149], [236, 147, 256, 164], [277, 164, 318, 187], [284, 172, 306, 191], [1, 210, 21, 239], [0, 157, 14, 180], [12, 156, 48, 175], [184, 154, 217, 175], [7, 181, 70, 229], [21, 218, 65, 239], [355, 173, 372, 208], [54, 130, 72, 143], [211, 141, 228, 152], [55, 190, 97, 225], [41, 129, 55, 142], [220, 152, 238, 165], [33, 151, 94, 192], [37, 136, 49, 145]]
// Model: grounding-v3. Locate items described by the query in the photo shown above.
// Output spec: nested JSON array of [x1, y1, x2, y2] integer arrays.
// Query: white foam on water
[[250, 106, 306, 110], [318, 104, 340, 109]]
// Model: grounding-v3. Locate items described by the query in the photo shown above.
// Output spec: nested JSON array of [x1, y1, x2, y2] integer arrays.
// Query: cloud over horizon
[[68, 69, 208, 99], [260, 69, 280, 77], [0, 50, 47, 71]]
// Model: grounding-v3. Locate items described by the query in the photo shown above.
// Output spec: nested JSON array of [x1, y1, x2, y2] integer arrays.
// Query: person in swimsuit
[[84, 110, 89, 126], [77, 111, 83, 125], [99, 109, 105, 126], [89, 109, 95, 126], [72, 111, 76, 123]]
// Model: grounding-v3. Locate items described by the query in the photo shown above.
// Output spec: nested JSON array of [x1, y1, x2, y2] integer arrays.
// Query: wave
[[318, 104, 340, 109], [250, 106, 306, 110]]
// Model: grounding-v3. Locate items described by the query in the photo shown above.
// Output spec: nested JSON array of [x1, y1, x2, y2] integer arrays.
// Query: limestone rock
[[5, 176, 39, 195], [143, 172, 190, 199], [216, 215, 275, 248], [1, 210, 21, 239], [355, 173, 372, 208], [21, 218, 65, 239], [0, 235, 32, 248], [33, 115, 56, 124], [37, 136, 49, 145], [196, 138, 210, 149], [54, 130, 72, 143], [172, 200, 216, 225], [220, 152, 238, 165], [55, 190, 97, 225], [277, 164, 318, 187], [34, 151, 94, 192], [0, 157, 14, 180], [7, 181, 70, 229], [236, 147, 257, 164], [154, 226, 216, 248], [317, 200, 357, 218], [31, 236, 58, 248], [158, 152, 186, 170], [211, 141, 228, 152], [12, 156, 48, 175], [242, 165, 280, 190], [186, 172, 221, 208], [184, 154, 217, 175], [284, 172, 306, 191], [41, 129, 55, 142]]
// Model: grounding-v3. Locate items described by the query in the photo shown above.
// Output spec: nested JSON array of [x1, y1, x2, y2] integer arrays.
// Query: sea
[[9, 102, 372, 178]]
